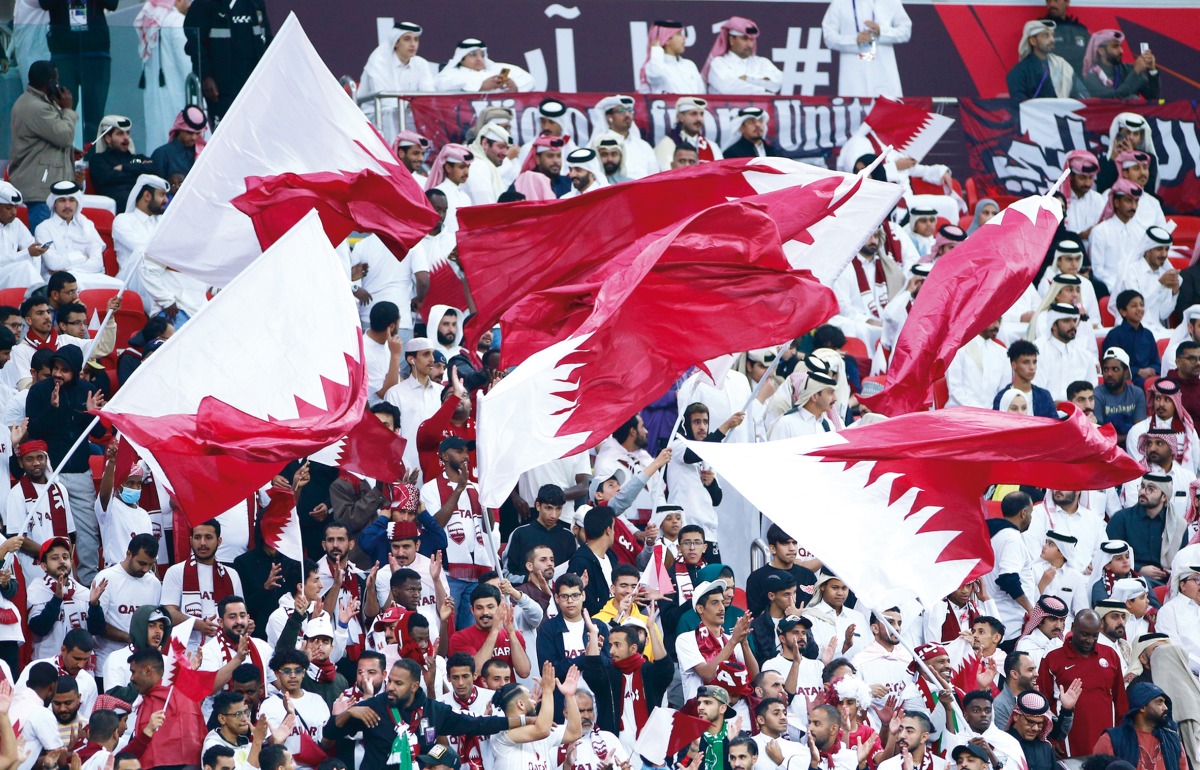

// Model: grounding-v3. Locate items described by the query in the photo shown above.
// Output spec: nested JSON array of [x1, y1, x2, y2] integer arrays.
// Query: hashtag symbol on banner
[[772, 27, 831, 96]]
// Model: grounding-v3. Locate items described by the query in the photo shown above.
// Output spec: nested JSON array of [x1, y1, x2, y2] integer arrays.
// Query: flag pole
[[862, 600, 950, 693], [474, 388, 503, 573], [1044, 168, 1071, 198], [739, 353, 782, 414], [82, 253, 142, 362]]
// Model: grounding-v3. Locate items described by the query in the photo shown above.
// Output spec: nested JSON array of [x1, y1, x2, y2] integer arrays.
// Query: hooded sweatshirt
[[1098, 682, 1184, 770], [26, 344, 106, 474]]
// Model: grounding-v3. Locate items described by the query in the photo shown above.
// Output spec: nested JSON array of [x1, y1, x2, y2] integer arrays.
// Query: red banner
[[960, 98, 1200, 216]]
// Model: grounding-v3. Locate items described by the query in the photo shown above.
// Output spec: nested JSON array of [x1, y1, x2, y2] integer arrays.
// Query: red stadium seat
[[958, 214, 974, 230], [843, 337, 871, 375], [0, 287, 28, 308], [966, 178, 979, 212], [1171, 215, 1200, 254], [1154, 583, 1169, 605], [1100, 295, 1116, 327], [79, 289, 148, 353], [16, 206, 28, 227], [1144, 375, 1159, 400], [84, 207, 118, 277]]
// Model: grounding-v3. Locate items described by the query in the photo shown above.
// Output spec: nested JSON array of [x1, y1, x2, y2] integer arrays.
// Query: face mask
[[119, 487, 142, 506]]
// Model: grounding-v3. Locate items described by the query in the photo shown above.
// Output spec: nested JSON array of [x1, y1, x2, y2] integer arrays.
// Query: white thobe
[[608, 130, 658, 180], [880, 289, 912, 351], [462, 157, 514, 206], [768, 407, 836, 440], [354, 234, 415, 329], [946, 336, 1010, 408], [1155, 594, 1200, 673], [1000, 283, 1041, 344], [111, 208, 158, 308], [1014, 627, 1065, 670], [384, 375, 441, 482], [0, 218, 41, 289], [642, 48, 705, 94], [1032, 334, 1099, 401], [35, 214, 122, 289], [141, 255, 208, 317], [359, 53, 435, 96], [434, 61, 534, 92], [1089, 215, 1144, 289], [1126, 415, 1200, 475], [1065, 189, 1106, 237], [1132, 193, 1169, 231], [1111, 257, 1177, 332], [706, 52, 783, 95], [821, 0, 911, 97], [1023, 502, 1105, 573]]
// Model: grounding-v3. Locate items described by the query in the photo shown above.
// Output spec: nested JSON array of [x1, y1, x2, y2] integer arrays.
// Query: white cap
[[303, 614, 335, 639], [404, 337, 435, 354], [692, 579, 728, 611]]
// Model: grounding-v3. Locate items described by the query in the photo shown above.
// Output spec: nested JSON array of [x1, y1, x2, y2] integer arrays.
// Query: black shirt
[[505, 519, 577, 579]]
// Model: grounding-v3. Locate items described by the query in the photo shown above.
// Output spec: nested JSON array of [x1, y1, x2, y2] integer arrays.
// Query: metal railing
[[750, 537, 770, 573]]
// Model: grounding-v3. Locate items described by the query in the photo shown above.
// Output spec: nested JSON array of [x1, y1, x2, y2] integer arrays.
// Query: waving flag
[[145, 14, 437, 286], [686, 405, 1142, 607], [862, 97, 955, 162], [306, 408, 408, 482], [476, 192, 852, 506], [861, 195, 1064, 416], [99, 212, 367, 526], [457, 158, 900, 362], [258, 488, 305, 563], [163, 618, 218, 700], [635, 708, 711, 766]]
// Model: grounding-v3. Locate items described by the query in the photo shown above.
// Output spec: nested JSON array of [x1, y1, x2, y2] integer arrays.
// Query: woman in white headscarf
[[134, 0, 191, 149], [998, 388, 1028, 414]]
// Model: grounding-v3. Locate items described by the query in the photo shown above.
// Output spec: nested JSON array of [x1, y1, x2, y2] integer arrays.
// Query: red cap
[[373, 605, 409, 630], [388, 521, 420, 542], [39, 536, 72, 561]]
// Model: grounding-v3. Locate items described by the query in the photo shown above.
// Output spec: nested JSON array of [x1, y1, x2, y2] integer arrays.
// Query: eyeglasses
[[610, 107, 634, 115], [557, 592, 583, 601], [223, 709, 250, 718], [278, 667, 304, 676], [680, 540, 706, 547]]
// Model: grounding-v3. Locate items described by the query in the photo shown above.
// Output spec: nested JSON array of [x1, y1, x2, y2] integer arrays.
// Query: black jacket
[[506, 519, 578, 579], [324, 689, 508, 769], [40, 0, 118, 55], [722, 137, 782, 159], [183, 0, 271, 117], [86, 148, 156, 213], [580, 651, 675, 737], [567, 546, 618, 616], [26, 345, 104, 474], [232, 545, 299, 638]]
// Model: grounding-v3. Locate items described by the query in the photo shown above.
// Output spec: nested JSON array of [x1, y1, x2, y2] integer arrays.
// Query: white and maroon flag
[[258, 488, 305, 564], [468, 160, 900, 507], [686, 405, 1143, 607], [145, 13, 437, 287], [306, 408, 409, 482], [862, 97, 954, 162], [99, 211, 367, 527], [634, 708, 711, 766]]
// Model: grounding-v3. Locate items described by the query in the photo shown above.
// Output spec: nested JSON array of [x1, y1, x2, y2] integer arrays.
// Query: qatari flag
[[146, 13, 437, 287], [862, 97, 955, 162], [860, 195, 1063, 417], [687, 405, 1143, 608], [634, 708, 711, 766]]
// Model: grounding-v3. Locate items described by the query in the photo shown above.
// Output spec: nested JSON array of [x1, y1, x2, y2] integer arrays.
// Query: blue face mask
[[119, 487, 142, 506]]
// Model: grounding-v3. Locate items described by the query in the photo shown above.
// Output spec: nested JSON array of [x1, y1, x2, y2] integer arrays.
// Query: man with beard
[[464, 122, 514, 206], [1006, 689, 1076, 770], [103, 604, 171, 689], [203, 691, 254, 766], [367, 524, 449, 635], [1040, 0, 1090, 75], [831, 228, 903, 351], [394, 132, 431, 187], [0, 180, 49, 288], [163, 519, 244, 648], [584, 619, 672, 754], [1097, 600, 1134, 673], [85, 116, 157, 212], [676, 685, 736, 770], [1082, 30, 1159, 101], [1126, 379, 1198, 473], [112, 175, 169, 298], [723, 107, 780, 159], [129, 647, 205, 767], [592, 132, 628, 185], [995, 652, 1046, 731], [593, 414, 666, 525], [324, 657, 515, 767], [416, 369, 476, 484], [1006, 20, 1078, 101], [1093, 682, 1185, 769], [882, 263, 931, 354], [422, 437, 494, 628], [200, 595, 274, 698], [1032, 303, 1099, 401], [591, 95, 657, 180], [516, 545, 555, 615], [563, 148, 608, 197], [1015, 597, 1071, 671], [88, 533, 162, 674], [26, 537, 91, 660], [17, 627, 97, 719], [654, 97, 722, 171], [761, 617, 824, 732], [1038, 609, 1128, 754], [511, 135, 570, 199], [1095, 348, 1145, 445], [1112, 469, 1190, 585], [315, 521, 367, 661], [449, 584, 531, 680], [877, 712, 949, 770], [1025, 488, 1104, 576], [947, 321, 1010, 409], [561, 691, 627, 770], [4, 440, 74, 580], [854, 607, 923, 713]]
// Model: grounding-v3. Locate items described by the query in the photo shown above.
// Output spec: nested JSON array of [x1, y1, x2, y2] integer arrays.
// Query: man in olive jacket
[[9, 60, 78, 230]]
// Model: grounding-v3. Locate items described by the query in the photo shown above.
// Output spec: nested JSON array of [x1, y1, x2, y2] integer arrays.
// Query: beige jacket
[[8, 86, 78, 201]]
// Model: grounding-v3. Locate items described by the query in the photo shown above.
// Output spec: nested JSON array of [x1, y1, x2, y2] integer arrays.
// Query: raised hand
[[90, 577, 108, 604], [731, 613, 752, 643], [340, 597, 361, 625], [539, 660, 556, 698], [264, 562, 283, 591], [0, 679, 12, 711], [293, 582, 311, 615], [272, 713, 296, 743], [1060, 678, 1083, 710], [439, 596, 455, 622], [557, 665, 580, 696], [429, 551, 443, 582]]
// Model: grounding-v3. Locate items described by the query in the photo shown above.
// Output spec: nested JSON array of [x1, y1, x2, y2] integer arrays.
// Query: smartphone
[[498, 67, 511, 80], [47, 80, 61, 98], [1140, 43, 1150, 54], [40, 241, 53, 248]]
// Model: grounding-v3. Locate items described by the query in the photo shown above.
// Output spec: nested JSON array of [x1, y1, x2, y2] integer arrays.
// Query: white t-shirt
[[364, 335, 394, 401], [675, 627, 747, 705], [753, 733, 808, 770], [568, 729, 628, 770], [762, 654, 825, 729], [261, 691, 330, 770], [560, 618, 586, 661], [439, 686, 497, 770], [102, 645, 136, 690], [13, 685, 63, 770], [92, 564, 162, 669], [4, 478, 74, 579], [490, 723, 567, 770], [26, 574, 89, 659], [95, 495, 153, 569], [15, 656, 98, 719]]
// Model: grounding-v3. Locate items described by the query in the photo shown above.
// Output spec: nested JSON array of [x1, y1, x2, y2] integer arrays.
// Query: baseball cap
[[952, 744, 990, 763], [587, 466, 627, 501], [438, 436, 473, 453], [39, 536, 72, 561], [691, 579, 727, 611], [778, 614, 812, 634], [417, 744, 460, 768], [696, 684, 730, 705], [1103, 347, 1131, 369], [302, 614, 335, 639]]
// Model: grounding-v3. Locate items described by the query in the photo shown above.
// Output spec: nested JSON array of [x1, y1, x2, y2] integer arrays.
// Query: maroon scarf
[[453, 688, 485, 770], [20, 476, 68, 536], [217, 633, 264, 683], [673, 559, 704, 606], [45, 574, 76, 602], [696, 625, 751, 697], [24, 328, 57, 350], [612, 653, 650, 734], [852, 255, 888, 315], [325, 556, 363, 660], [182, 554, 236, 607], [308, 657, 337, 683]]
